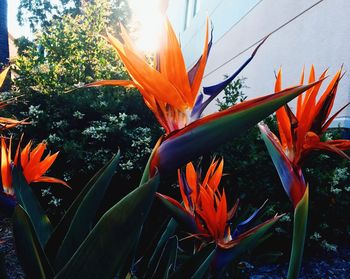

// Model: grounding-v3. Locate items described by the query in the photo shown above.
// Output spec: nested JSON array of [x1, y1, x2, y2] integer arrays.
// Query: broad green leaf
[[170, 243, 215, 279], [54, 151, 120, 270], [146, 218, 177, 277], [151, 236, 178, 279], [156, 194, 197, 232], [191, 250, 215, 279], [45, 154, 117, 260], [154, 81, 322, 174], [12, 167, 52, 248], [54, 174, 159, 279], [12, 205, 54, 279], [287, 187, 309, 279]]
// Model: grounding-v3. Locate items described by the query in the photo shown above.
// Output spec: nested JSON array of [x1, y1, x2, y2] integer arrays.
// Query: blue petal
[[187, 27, 214, 86], [193, 37, 268, 118], [231, 200, 267, 239], [190, 93, 204, 120], [180, 170, 194, 209]]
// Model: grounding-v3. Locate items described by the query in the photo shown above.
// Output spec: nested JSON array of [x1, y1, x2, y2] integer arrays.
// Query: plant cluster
[[0, 2, 349, 279]]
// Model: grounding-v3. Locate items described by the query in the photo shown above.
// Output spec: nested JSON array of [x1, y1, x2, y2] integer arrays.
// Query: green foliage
[[15, 0, 126, 95], [54, 152, 120, 270], [18, 0, 130, 33], [12, 167, 53, 247], [216, 77, 247, 111], [4, 1, 162, 218], [11, 156, 160, 279], [13, 205, 54, 279]]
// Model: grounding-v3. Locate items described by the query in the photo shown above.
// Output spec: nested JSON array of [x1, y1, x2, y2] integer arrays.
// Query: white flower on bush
[[73, 110, 85, 119], [331, 167, 348, 187], [82, 121, 109, 141], [47, 133, 62, 144], [26, 105, 44, 126], [119, 160, 134, 171]]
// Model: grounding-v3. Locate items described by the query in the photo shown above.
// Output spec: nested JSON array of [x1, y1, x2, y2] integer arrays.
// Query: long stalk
[[287, 187, 309, 279]]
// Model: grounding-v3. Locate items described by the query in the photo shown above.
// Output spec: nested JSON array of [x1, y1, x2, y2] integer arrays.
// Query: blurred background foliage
[[4, 0, 162, 221], [2, 0, 349, 265]]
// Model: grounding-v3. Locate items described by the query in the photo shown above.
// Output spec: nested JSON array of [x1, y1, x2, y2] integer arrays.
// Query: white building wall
[[167, 0, 350, 127]]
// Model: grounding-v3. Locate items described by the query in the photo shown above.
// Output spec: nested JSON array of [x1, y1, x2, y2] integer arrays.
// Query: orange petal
[[185, 162, 197, 197], [189, 17, 209, 105], [21, 141, 32, 169], [106, 33, 187, 110], [274, 69, 293, 150], [0, 67, 10, 89], [32, 176, 70, 188], [1, 138, 12, 193], [85, 80, 136, 88], [208, 158, 224, 191], [158, 18, 191, 104]]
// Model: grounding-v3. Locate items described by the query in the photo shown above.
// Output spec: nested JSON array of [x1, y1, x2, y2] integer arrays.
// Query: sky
[[7, 0, 165, 54], [7, 0, 32, 38]]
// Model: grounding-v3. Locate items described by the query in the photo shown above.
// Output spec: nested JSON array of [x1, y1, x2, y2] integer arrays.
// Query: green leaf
[[12, 167, 52, 248], [54, 174, 159, 279], [12, 205, 54, 279], [191, 249, 216, 279], [54, 151, 120, 270], [287, 187, 309, 279], [45, 154, 117, 261], [146, 218, 177, 276], [170, 243, 215, 279], [156, 194, 197, 233], [151, 236, 178, 279]]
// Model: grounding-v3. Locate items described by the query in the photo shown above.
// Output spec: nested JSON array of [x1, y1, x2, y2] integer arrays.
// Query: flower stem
[[287, 187, 309, 279]]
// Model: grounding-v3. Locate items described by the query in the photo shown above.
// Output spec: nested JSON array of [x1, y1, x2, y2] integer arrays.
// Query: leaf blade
[[13, 205, 54, 279], [54, 174, 159, 279], [54, 152, 120, 270]]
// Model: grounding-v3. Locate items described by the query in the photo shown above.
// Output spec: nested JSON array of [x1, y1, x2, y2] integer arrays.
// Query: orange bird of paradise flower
[[259, 66, 350, 279], [157, 159, 282, 269], [260, 66, 350, 207], [86, 18, 322, 178], [1, 137, 69, 197]]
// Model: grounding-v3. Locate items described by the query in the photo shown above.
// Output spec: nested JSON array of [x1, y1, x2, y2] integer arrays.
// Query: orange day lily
[[157, 159, 282, 270], [1, 137, 68, 197]]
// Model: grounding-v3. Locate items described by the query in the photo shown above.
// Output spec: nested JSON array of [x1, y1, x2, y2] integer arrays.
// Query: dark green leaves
[[170, 243, 215, 279], [13, 205, 54, 279], [55, 174, 160, 279], [54, 151, 120, 270], [45, 153, 118, 261], [287, 187, 309, 279], [12, 167, 52, 248]]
